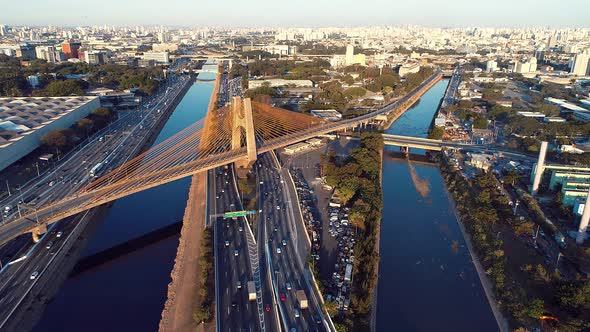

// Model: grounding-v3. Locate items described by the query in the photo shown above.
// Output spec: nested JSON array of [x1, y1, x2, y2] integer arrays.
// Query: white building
[[249, 79, 313, 89], [570, 52, 590, 76], [486, 60, 498, 72], [513, 57, 537, 73], [399, 62, 421, 77], [345, 44, 354, 66], [0, 96, 100, 171], [35, 45, 57, 63], [142, 51, 169, 64]]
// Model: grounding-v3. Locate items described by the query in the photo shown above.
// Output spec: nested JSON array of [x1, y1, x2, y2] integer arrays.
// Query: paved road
[[0, 59, 195, 327], [0, 64, 193, 246], [0, 210, 91, 329], [257, 153, 325, 332]]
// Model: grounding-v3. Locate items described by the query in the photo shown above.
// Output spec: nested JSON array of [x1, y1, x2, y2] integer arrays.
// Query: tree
[[524, 298, 544, 318], [536, 103, 560, 117], [472, 115, 488, 129], [91, 107, 111, 118], [343, 87, 366, 99], [503, 170, 520, 186], [45, 79, 85, 96], [428, 126, 444, 139], [41, 130, 67, 149]]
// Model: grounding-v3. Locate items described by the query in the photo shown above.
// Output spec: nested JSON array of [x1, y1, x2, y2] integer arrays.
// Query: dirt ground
[[158, 172, 214, 332]]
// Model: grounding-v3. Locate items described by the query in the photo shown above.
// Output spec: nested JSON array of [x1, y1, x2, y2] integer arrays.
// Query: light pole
[[5, 180, 11, 197], [555, 252, 562, 273]]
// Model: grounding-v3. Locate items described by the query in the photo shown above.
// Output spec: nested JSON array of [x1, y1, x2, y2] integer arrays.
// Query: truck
[[89, 162, 104, 178], [247, 281, 256, 301], [296, 290, 308, 309]]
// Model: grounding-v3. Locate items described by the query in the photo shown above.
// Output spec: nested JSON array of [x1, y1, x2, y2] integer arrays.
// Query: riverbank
[[442, 170, 510, 332], [370, 147, 384, 332], [158, 172, 212, 332], [158, 64, 220, 332]]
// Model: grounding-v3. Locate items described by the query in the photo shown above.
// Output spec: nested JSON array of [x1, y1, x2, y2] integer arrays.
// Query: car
[[236, 282, 241, 289], [282, 239, 287, 246], [49, 250, 57, 256], [46, 241, 53, 249], [231, 302, 237, 307], [273, 226, 278, 232], [56, 231, 63, 238], [314, 315, 322, 324], [286, 282, 292, 291], [294, 308, 300, 318], [280, 293, 286, 302], [265, 304, 271, 312], [276, 205, 280, 210], [238, 226, 243, 232], [225, 240, 230, 247], [30, 271, 39, 280], [234, 250, 239, 256], [276, 248, 282, 254]]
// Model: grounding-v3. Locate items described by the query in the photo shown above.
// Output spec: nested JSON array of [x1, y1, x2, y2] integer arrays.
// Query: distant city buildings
[[142, 51, 169, 64], [513, 57, 537, 73], [570, 52, 590, 76], [85, 50, 106, 65], [61, 41, 81, 59], [486, 60, 498, 72]]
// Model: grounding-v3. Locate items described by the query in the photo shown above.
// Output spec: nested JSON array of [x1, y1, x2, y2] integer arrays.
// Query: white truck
[[247, 281, 256, 301], [296, 290, 308, 309]]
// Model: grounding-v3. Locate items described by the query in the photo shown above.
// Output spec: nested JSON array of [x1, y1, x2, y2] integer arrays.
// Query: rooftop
[[0, 96, 98, 147]]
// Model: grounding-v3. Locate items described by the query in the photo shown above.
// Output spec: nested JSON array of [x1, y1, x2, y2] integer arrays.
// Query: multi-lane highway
[[0, 60, 197, 327], [256, 152, 326, 332], [0, 64, 193, 245]]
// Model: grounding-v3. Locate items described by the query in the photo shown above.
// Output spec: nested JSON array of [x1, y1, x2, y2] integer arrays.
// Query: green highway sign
[[223, 210, 257, 219]]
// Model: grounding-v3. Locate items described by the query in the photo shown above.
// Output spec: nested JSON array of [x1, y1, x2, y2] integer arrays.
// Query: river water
[[376, 80, 498, 331], [34, 67, 217, 332]]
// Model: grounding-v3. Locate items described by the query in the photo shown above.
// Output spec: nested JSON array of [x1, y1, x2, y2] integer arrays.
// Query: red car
[[265, 304, 271, 312], [280, 293, 286, 302]]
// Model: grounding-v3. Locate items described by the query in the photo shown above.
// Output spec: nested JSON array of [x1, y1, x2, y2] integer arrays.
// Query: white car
[[277, 248, 282, 254], [276, 205, 281, 210], [234, 250, 239, 257], [30, 271, 39, 280], [56, 231, 63, 238]]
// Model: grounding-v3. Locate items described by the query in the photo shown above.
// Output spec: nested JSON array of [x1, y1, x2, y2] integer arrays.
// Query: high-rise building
[[62, 41, 82, 59], [35, 45, 57, 63], [85, 50, 106, 65], [486, 60, 498, 72], [0, 25, 6, 36], [534, 47, 545, 62], [547, 32, 558, 48], [570, 52, 590, 76], [513, 57, 537, 73], [345, 44, 354, 66]]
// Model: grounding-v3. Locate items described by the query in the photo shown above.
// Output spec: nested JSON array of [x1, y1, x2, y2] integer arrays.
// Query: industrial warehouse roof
[[0, 96, 98, 147]]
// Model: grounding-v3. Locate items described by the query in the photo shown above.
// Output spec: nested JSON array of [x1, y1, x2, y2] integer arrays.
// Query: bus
[[89, 162, 104, 178]]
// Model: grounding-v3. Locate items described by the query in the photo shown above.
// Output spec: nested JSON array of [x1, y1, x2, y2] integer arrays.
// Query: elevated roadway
[[0, 70, 443, 246]]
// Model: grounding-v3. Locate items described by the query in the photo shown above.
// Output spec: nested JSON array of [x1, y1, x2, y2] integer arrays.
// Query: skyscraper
[[62, 41, 82, 59], [345, 44, 354, 66], [570, 52, 590, 76], [0, 25, 6, 36]]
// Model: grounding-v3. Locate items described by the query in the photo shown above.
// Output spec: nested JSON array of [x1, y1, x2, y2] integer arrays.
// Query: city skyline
[[2, 0, 589, 27]]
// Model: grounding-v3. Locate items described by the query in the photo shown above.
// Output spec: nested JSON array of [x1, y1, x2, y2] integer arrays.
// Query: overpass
[[0, 70, 443, 246]]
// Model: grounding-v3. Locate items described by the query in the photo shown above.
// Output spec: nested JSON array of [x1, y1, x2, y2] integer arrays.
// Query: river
[[34, 66, 217, 332], [376, 79, 498, 331]]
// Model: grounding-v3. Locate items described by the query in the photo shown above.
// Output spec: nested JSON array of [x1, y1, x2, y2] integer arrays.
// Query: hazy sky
[[1, 0, 589, 27]]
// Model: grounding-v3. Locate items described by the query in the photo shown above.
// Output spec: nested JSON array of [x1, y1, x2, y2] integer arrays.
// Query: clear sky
[[1, 0, 588, 27]]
